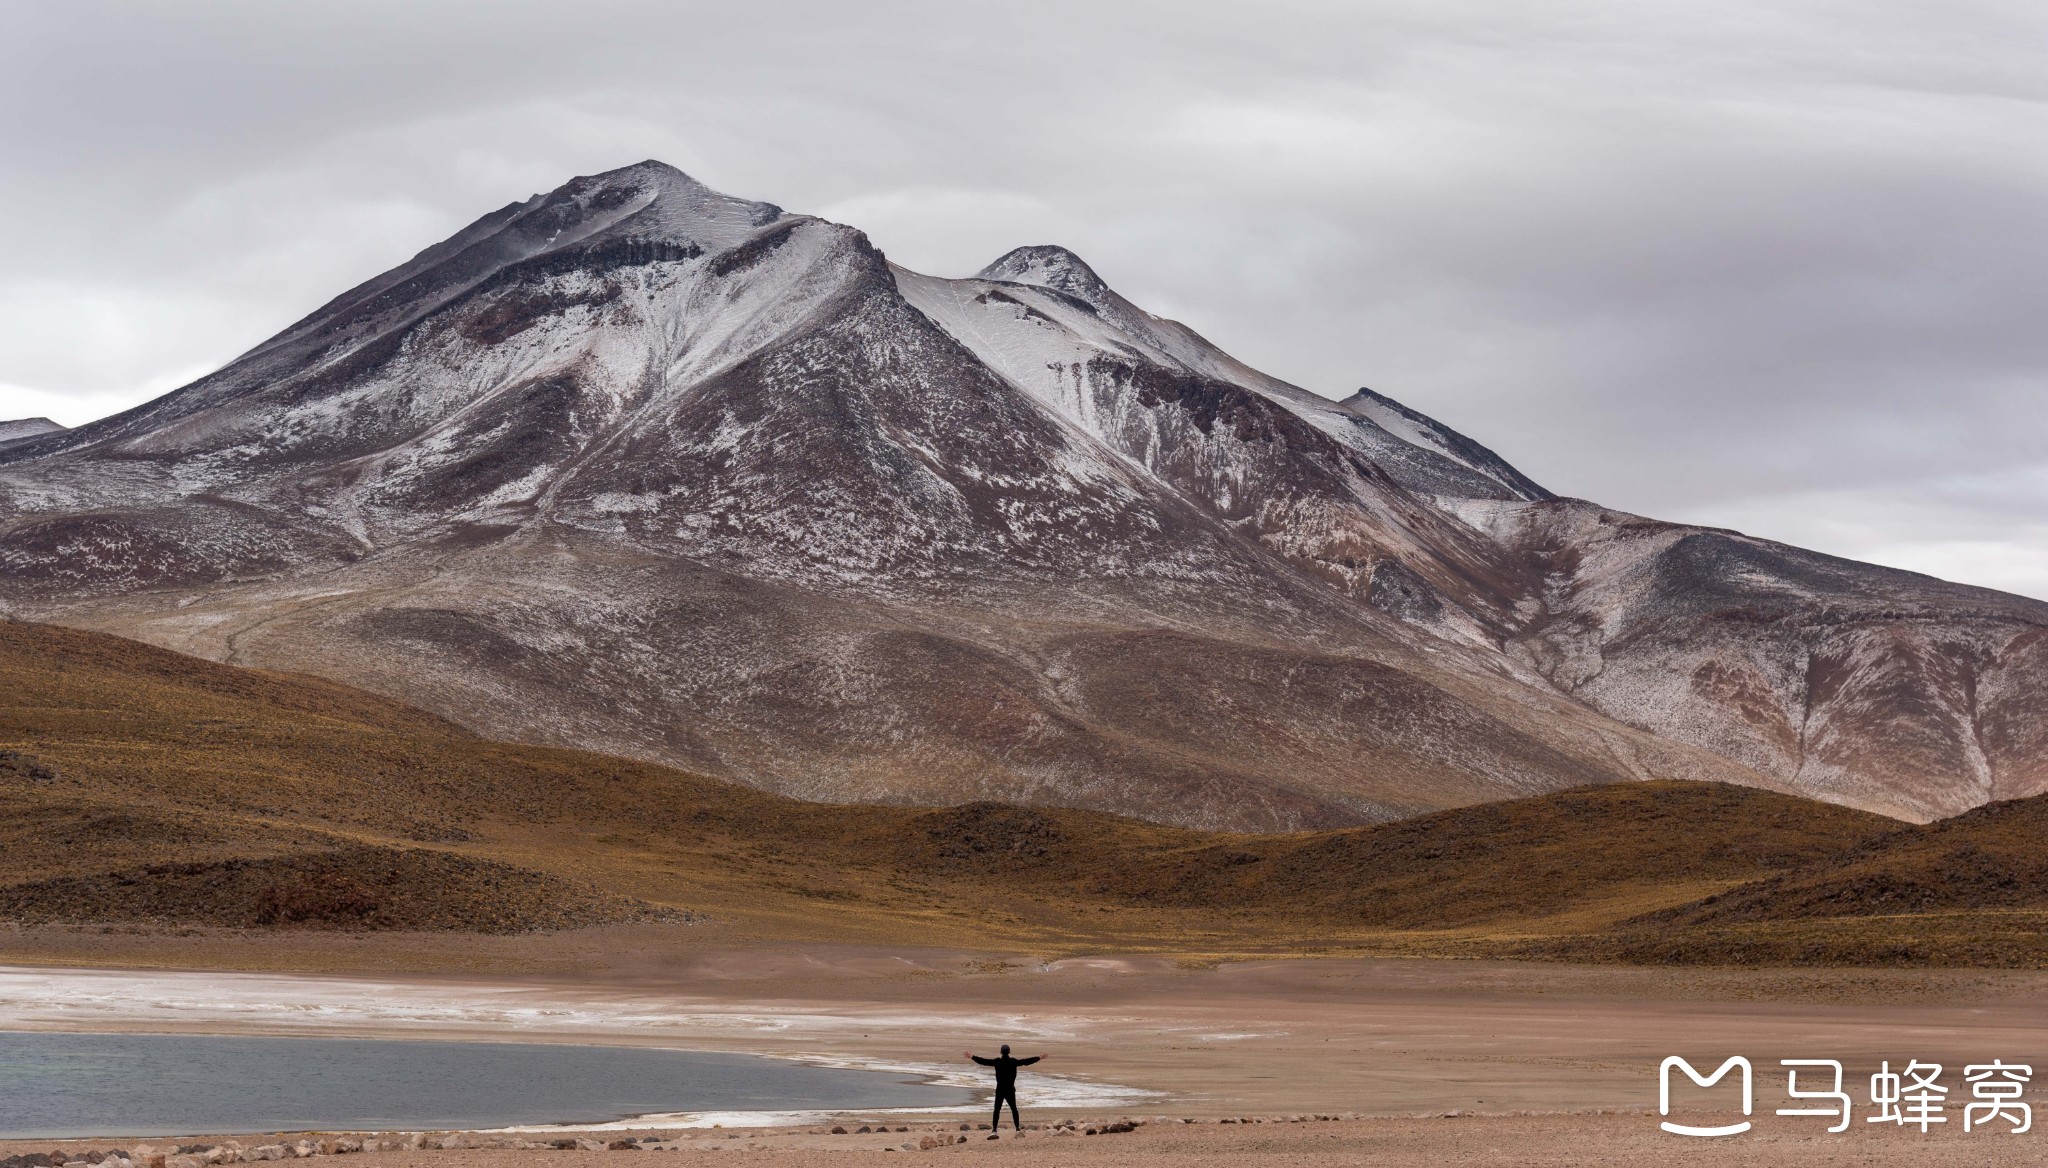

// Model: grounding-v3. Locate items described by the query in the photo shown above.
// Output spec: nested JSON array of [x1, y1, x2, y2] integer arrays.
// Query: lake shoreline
[[3, 948, 2043, 1136], [0, 1031, 987, 1141]]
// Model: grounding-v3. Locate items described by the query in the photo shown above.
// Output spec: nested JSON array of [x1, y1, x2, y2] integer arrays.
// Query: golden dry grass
[[2, 618, 2042, 966]]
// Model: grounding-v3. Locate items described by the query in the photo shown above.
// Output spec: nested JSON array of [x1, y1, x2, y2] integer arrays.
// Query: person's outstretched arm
[[966, 1051, 995, 1066], [1018, 1055, 1042, 1065]]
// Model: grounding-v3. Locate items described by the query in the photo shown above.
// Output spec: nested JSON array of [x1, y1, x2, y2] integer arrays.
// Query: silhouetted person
[[964, 1043, 1044, 1136]]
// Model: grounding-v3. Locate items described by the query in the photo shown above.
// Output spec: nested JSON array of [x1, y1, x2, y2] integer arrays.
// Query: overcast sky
[[4, 1, 2045, 596]]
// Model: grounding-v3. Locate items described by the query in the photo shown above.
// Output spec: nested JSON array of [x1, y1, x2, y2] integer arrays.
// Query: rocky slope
[[1, 161, 2041, 828]]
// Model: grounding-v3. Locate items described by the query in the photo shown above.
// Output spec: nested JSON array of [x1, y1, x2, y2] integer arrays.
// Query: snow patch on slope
[[920, 249, 1547, 504]]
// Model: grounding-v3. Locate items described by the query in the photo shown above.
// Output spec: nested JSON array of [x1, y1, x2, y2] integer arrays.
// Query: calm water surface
[[0, 1032, 970, 1138]]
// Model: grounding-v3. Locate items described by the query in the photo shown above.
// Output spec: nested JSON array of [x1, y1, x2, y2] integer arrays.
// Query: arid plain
[[2, 948, 2044, 1164]]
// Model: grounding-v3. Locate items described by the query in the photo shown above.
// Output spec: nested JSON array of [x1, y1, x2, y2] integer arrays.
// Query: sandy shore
[[1, 1114, 2037, 1167], [3, 947, 2044, 1162]]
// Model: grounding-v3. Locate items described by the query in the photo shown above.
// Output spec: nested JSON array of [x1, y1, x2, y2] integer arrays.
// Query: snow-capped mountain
[[2, 161, 2041, 828]]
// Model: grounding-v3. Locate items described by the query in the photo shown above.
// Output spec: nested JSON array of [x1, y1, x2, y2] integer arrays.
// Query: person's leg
[[990, 1093, 1004, 1133], [1005, 1092, 1022, 1130]]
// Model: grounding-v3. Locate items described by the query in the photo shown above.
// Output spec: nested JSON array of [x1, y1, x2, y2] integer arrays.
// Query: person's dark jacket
[[972, 1054, 1040, 1091]]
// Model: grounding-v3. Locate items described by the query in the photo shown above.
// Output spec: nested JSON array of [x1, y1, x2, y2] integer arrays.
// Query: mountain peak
[[560, 158, 707, 194], [0, 417, 66, 446], [1336, 388, 1553, 502], [621, 158, 693, 180], [542, 160, 784, 248], [977, 245, 1112, 307]]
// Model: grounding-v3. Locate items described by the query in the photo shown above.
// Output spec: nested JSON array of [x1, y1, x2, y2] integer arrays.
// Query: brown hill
[[1650, 795, 2048, 925], [1084, 781, 1892, 928], [0, 847, 679, 933], [868, 787, 1893, 931], [4, 617, 2038, 967], [1503, 794, 2048, 967]]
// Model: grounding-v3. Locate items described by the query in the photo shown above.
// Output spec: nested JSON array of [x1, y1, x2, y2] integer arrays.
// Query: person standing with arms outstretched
[[964, 1043, 1044, 1137]]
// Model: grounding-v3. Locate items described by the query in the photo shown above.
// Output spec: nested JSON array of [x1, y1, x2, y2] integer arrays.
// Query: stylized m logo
[[1660, 1055, 1753, 1136]]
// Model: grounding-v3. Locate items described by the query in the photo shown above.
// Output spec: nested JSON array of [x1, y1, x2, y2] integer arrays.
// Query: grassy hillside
[[3, 618, 2040, 966], [1528, 794, 2048, 966]]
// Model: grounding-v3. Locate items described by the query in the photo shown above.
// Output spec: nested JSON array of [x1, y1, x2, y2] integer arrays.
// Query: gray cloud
[[4, 0, 2044, 594]]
